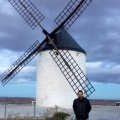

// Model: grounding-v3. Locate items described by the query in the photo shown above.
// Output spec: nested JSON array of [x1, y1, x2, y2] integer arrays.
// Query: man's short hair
[[78, 90, 83, 93]]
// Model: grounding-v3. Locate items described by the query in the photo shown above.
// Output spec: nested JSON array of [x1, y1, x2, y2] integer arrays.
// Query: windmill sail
[[49, 42, 95, 97], [1, 40, 40, 86], [8, 0, 45, 29], [54, 0, 92, 30], [1, 0, 46, 85], [2, 0, 95, 96]]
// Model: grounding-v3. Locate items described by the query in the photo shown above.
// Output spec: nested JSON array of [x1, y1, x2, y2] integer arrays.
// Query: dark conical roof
[[40, 29, 86, 55]]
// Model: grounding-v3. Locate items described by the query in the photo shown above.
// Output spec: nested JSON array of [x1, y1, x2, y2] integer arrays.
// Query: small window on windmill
[[115, 102, 120, 106], [53, 50, 59, 56]]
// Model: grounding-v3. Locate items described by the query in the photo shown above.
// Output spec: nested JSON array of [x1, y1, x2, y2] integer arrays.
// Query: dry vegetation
[[0, 106, 71, 120]]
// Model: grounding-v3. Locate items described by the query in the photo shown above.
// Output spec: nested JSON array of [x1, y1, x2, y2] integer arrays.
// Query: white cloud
[[10, 78, 36, 86], [0, 49, 36, 68], [0, 0, 15, 16], [91, 81, 120, 86], [86, 62, 120, 74], [0, 32, 9, 38], [0, 50, 22, 67]]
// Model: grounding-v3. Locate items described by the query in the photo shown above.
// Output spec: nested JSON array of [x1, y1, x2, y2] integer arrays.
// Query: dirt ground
[[0, 104, 120, 120]]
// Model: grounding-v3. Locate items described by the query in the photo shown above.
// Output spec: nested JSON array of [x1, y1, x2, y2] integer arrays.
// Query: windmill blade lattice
[[1, 40, 39, 86], [5, 0, 95, 97], [49, 43, 95, 97], [54, 0, 92, 30], [8, 0, 45, 29]]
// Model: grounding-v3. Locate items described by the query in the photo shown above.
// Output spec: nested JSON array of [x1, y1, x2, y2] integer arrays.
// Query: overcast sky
[[0, 0, 120, 99]]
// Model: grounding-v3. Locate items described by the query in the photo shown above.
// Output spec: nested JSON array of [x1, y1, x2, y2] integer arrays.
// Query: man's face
[[77, 92, 83, 99]]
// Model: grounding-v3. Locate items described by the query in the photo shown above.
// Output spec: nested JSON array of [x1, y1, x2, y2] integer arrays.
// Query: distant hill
[[90, 99, 120, 106], [0, 97, 35, 104], [0, 97, 119, 106]]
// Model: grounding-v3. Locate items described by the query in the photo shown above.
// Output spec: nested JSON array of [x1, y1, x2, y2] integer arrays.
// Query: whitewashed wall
[[36, 50, 86, 108]]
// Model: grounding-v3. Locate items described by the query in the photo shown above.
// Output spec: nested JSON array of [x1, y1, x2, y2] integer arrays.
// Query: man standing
[[73, 90, 91, 120]]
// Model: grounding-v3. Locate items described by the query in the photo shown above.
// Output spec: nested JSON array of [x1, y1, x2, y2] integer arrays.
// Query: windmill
[[1, 0, 95, 108]]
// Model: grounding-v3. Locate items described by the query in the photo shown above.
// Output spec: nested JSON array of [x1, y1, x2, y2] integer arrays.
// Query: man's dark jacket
[[73, 97, 91, 119]]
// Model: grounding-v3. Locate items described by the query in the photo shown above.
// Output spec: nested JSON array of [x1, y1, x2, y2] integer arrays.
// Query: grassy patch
[[49, 112, 70, 120]]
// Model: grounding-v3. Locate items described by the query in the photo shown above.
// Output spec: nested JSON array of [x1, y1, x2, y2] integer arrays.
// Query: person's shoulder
[[83, 97, 90, 102], [74, 98, 79, 101]]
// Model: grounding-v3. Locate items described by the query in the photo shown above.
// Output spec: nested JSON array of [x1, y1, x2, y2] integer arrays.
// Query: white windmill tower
[[36, 28, 86, 108], [1, 0, 95, 108]]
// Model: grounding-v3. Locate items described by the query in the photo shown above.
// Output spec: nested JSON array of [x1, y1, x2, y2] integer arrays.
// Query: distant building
[[115, 102, 120, 106]]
